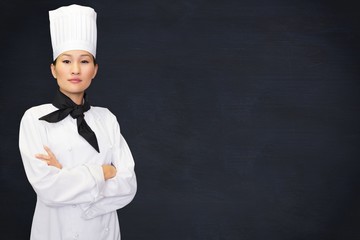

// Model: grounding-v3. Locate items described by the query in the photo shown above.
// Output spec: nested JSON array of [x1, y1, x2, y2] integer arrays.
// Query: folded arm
[[19, 110, 109, 207], [81, 116, 137, 219]]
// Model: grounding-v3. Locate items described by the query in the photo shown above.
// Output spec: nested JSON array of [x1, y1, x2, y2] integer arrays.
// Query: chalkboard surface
[[1, 0, 359, 239]]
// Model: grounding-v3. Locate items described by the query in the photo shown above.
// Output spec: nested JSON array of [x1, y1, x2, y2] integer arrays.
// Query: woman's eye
[[81, 60, 89, 64], [62, 60, 70, 64]]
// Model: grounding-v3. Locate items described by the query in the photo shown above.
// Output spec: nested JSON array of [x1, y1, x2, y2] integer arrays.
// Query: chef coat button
[[72, 204, 76, 208], [68, 147, 72, 152], [105, 227, 109, 232], [73, 233, 79, 239]]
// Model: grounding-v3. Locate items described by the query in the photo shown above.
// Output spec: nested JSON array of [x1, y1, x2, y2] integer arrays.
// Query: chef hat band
[[49, 4, 97, 60]]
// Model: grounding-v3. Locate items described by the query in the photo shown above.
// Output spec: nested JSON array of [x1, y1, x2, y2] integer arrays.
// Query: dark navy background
[[1, 0, 359, 239]]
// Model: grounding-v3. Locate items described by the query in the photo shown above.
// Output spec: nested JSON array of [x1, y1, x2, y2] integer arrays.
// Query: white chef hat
[[49, 4, 97, 60]]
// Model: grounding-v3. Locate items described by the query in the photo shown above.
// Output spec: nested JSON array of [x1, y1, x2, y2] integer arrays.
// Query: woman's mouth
[[68, 78, 82, 83]]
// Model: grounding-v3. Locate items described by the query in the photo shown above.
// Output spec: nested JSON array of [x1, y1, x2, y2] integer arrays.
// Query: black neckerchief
[[39, 90, 100, 153]]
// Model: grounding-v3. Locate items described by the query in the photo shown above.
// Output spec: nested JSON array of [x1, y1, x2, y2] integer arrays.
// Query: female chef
[[19, 4, 137, 240]]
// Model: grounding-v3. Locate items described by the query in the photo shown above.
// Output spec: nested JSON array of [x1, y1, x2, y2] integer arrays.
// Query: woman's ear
[[93, 63, 99, 79], [50, 63, 57, 79]]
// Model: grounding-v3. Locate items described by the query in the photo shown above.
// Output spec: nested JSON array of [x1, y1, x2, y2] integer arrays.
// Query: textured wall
[[1, 0, 359, 239]]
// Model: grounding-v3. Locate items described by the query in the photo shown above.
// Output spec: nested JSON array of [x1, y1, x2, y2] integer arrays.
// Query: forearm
[[33, 164, 105, 206], [82, 134, 137, 219], [81, 173, 137, 219]]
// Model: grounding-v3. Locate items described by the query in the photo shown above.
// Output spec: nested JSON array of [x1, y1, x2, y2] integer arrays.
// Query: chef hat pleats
[[49, 4, 97, 60]]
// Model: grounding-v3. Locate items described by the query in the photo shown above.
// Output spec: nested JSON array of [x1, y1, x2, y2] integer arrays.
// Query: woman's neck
[[59, 89, 84, 105]]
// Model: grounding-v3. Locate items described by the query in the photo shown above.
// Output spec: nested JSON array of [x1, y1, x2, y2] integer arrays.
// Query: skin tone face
[[51, 50, 98, 105]]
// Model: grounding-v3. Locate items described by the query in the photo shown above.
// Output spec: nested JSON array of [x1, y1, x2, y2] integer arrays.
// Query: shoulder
[[89, 106, 122, 132], [89, 106, 117, 121], [21, 104, 56, 120]]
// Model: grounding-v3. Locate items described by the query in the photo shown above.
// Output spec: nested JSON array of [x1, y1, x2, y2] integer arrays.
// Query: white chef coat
[[19, 103, 137, 240]]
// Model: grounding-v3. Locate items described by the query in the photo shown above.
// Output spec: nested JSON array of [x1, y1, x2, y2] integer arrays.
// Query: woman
[[19, 4, 137, 240]]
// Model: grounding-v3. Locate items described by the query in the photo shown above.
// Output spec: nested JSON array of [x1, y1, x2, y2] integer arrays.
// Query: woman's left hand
[[35, 146, 62, 169]]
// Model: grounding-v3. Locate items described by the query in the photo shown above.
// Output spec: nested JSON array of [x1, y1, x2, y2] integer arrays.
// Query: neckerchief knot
[[71, 106, 85, 119]]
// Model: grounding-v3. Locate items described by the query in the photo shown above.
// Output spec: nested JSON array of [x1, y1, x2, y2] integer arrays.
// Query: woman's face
[[51, 50, 98, 101]]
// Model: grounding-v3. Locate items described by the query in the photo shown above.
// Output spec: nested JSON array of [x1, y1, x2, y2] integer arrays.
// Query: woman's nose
[[71, 63, 80, 75]]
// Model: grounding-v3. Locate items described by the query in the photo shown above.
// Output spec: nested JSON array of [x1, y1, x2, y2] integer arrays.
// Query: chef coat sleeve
[[19, 109, 105, 207], [81, 113, 137, 219]]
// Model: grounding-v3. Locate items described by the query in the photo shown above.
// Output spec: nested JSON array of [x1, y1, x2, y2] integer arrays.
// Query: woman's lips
[[68, 78, 82, 83]]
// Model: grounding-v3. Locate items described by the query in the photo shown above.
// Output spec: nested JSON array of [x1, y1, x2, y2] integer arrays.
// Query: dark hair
[[52, 56, 97, 65]]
